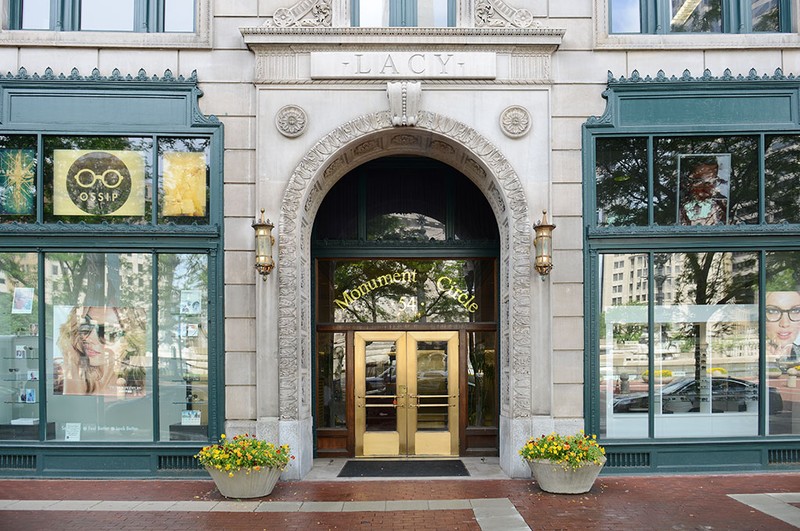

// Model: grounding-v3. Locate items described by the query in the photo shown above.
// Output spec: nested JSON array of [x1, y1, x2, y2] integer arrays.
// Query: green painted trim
[[599, 439, 800, 474], [0, 68, 225, 476], [582, 71, 800, 456]]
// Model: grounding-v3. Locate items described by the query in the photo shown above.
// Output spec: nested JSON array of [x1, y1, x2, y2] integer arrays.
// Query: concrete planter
[[205, 466, 282, 498], [527, 456, 606, 494]]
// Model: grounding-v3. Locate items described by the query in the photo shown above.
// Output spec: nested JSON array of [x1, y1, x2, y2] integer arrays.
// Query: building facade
[[0, 0, 798, 479]]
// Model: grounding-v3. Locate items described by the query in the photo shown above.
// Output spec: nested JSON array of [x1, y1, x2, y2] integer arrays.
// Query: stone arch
[[276, 110, 534, 473]]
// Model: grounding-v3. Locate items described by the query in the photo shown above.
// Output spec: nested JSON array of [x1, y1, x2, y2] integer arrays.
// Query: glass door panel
[[408, 332, 458, 455], [355, 331, 458, 457], [355, 332, 405, 456]]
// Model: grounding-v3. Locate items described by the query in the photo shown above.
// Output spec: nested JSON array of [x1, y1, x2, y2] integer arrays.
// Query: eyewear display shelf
[[0, 336, 54, 440]]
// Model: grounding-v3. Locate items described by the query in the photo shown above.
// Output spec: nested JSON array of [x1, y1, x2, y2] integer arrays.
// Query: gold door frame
[[355, 331, 458, 457]]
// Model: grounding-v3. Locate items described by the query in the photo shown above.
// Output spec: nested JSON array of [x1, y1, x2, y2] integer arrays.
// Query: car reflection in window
[[613, 377, 783, 415]]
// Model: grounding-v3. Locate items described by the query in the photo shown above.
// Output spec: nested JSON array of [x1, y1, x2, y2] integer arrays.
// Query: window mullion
[[60, 0, 79, 31], [729, 0, 745, 32], [135, 0, 150, 32]]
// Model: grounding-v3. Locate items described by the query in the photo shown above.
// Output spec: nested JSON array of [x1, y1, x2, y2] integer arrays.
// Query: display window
[[596, 135, 760, 227], [599, 250, 799, 439], [0, 134, 211, 225], [0, 251, 210, 442], [586, 76, 800, 464]]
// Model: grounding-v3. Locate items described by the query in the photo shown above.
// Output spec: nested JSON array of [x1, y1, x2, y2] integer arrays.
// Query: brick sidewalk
[[0, 473, 798, 530]]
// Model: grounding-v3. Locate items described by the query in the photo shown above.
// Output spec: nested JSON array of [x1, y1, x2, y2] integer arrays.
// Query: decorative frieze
[[475, 0, 535, 28], [264, 0, 332, 28]]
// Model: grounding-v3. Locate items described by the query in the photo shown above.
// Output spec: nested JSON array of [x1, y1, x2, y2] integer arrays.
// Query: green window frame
[[9, 0, 196, 32], [351, 0, 456, 27], [609, 0, 791, 34], [583, 69, 800, 471], [0, 69, 224, 476]]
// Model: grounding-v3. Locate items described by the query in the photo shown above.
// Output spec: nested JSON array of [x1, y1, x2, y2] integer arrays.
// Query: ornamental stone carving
[[275, 105, 308, 138], [387, 81, 422, 127], [500, 105, 531, 138], [475, 0, 535, 28], [265, 0, 332, 28], [277, 111, 534, 421]]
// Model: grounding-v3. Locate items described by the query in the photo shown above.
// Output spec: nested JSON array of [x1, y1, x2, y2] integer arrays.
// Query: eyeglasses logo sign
[[54, 150, 145, 216]]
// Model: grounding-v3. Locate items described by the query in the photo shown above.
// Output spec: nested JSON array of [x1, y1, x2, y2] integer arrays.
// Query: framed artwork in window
[[677, 154, 731, 226]]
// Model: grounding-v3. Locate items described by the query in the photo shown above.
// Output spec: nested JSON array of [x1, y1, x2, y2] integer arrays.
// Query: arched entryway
[[272, 111, 538, 479], [312, 156, 500, 458]]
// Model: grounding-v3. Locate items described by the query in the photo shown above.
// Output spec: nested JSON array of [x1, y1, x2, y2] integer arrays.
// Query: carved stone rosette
[[500, 105, 531, 138], [276, 105, 308, 138]]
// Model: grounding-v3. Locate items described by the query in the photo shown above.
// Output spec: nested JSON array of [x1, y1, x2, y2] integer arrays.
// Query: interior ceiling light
[[671, 0, 702, 25]]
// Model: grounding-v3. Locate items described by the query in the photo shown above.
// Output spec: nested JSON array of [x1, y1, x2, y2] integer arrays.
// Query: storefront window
[[766, 251, 800, 435], [0, 253, 40, 440], [45, 252, 154, 441], [43, 136, 153, 224], [158, 253, 208, 441], [596, 135, 761, 227], [0, 135, 38, 223], [599, 249, 800, 439], [765, 135, 800, 224], [654, 136, 758, 226], [596, 137, 648, 226], [157, 137, 210, 225]]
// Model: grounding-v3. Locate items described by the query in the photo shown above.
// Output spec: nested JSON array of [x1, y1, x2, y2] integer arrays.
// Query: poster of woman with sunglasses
[[766, 291, 800, 370], [54, 305, 145, 396]]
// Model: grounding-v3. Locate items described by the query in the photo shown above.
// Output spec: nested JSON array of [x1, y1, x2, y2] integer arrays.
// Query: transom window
[[11, 0, 195, 32], [610, 0, 790, 34], [352, 0, 455, 27]]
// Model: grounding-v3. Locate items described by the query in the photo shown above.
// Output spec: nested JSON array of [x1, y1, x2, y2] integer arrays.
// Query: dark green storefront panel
[[7, 93, 187, 128], [42, 453, 152, 475], [654, 448, 762, 470], [619, 94, 794, 127]]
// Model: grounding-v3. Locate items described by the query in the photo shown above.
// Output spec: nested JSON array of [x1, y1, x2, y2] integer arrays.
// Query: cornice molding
[[241, 25, 565, 47]]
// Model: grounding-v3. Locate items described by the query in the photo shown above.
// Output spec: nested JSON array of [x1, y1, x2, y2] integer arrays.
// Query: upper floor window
[[352, 0, 455, 27], [610, 0, 789, 34], [12, 0, 195, 32]]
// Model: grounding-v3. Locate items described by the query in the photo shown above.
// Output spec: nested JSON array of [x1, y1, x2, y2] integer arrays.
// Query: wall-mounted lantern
[[533, 210, 556, 277], [253, 209, 275, 279]]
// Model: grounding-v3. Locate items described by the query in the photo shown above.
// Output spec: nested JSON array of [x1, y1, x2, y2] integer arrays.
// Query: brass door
[[355, 331, 459, 457]]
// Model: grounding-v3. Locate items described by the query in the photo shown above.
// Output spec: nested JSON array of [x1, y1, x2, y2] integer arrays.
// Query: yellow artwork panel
[[162, 152, 207, 217]]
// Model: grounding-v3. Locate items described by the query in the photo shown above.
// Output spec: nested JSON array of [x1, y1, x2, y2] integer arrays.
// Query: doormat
[[338, 459, 469, 478]]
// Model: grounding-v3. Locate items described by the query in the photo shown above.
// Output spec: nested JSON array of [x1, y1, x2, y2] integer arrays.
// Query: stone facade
[[3, 0, 798, 478]]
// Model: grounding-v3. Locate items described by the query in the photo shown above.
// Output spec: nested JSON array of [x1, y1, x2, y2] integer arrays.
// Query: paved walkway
[[0, 459, 798, 530]]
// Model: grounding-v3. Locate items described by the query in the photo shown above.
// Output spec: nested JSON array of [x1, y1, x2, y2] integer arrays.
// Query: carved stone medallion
[[500, 105, 531, 138], [276, 105, 308, 138]]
